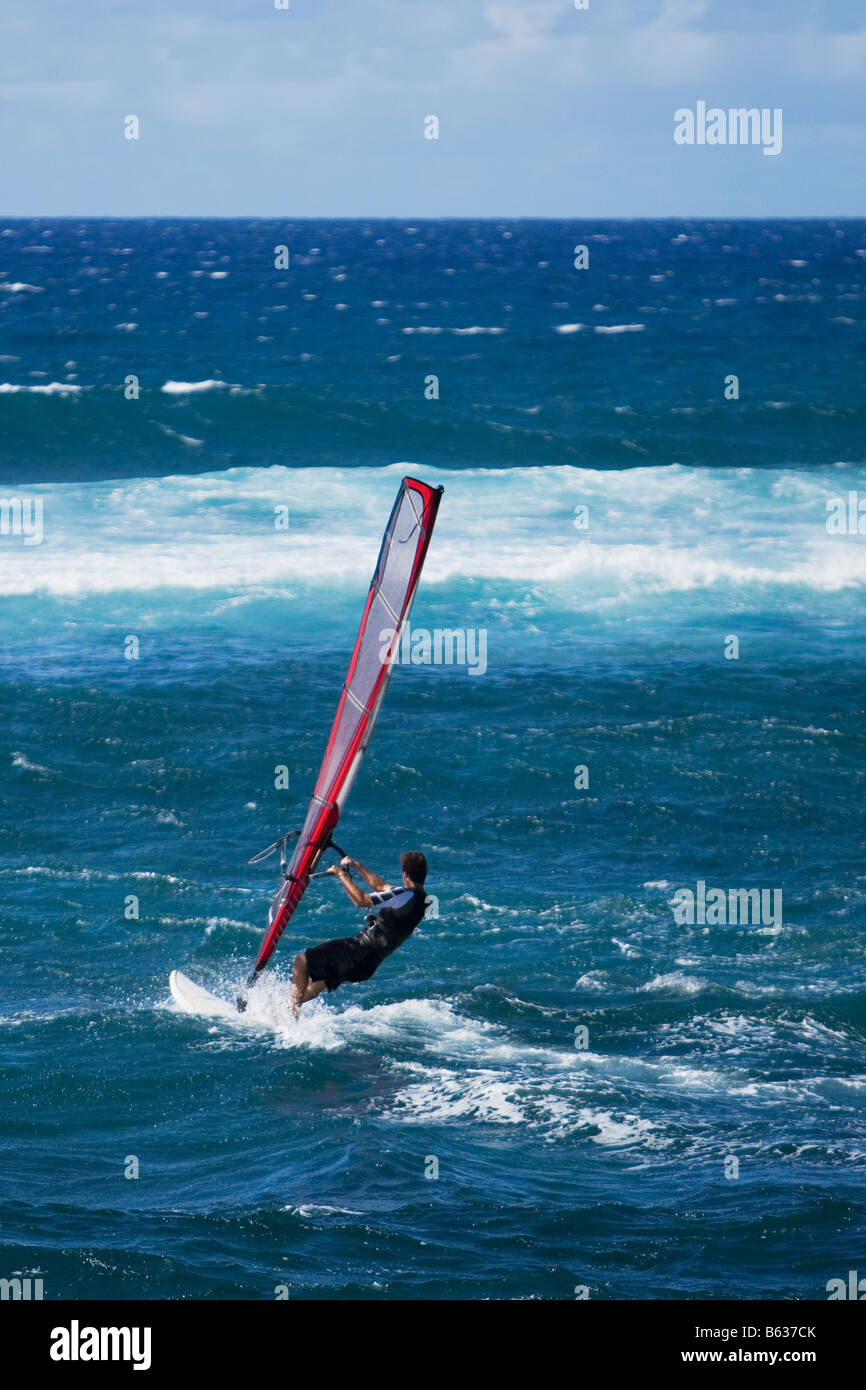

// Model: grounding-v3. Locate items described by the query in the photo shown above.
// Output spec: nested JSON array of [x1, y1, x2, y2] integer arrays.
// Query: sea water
[[1, 219, 864, 1299]]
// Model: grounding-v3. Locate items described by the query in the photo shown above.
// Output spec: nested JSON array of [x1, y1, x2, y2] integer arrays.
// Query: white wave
[[2, 461, 866, 603], [730, 1074, 866, 1104], [189, 987, 562, 1066], [115, 804, 183, 826], [0, 381, 81, 394], [574, 971, 610, 990], [576, 1108, 659, 1147], [795, 1015, 851, 1044], [167, 975, 844, 1144], [640, 971, 706, 996], [284, 1204, 364, 1217], [11, 752, 53, 774], [387, 1068, 526, 1124], [160, 379, 230, 394], [217, 987, 727, 1110], [202, 917, 260, 936], [400, 325, 504, 335], [0, 865, 196, 888], [554, 323, 584, 334], [456, 893, 511, 914], [158, 424, 204, 447], [268, 993, 497, 1055], [594, 323, 645, 334], [129, 870, 189, 885], [385, 1071, 665, 1144], [0, 1006, 79, 1028], [451, 325, 505, 335]]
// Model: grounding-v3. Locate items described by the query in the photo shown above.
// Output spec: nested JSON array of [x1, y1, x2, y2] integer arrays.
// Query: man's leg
[[291, 952, 309, 1016], [300, 980, 327, 1005], [291, 952, 328, 1015]]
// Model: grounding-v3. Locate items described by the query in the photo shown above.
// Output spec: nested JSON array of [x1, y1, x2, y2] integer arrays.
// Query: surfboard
[[169, 969, 237, 1020]]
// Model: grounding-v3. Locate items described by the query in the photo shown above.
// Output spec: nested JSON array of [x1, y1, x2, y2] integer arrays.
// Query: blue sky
[[2, 0, 865, 216]]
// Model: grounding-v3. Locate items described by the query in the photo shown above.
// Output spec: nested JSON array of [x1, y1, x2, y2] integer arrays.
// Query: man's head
[[400, 850, 427, 888]]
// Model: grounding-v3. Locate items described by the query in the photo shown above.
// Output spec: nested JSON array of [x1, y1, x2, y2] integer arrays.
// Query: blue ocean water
[[1, 220, 865, 1300]]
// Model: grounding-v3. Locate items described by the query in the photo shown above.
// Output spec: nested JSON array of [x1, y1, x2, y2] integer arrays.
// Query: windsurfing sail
[[249, 476, 443, 980]]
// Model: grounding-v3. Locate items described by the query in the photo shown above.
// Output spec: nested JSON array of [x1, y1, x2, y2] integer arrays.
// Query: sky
[[1, 0, 865, 217]]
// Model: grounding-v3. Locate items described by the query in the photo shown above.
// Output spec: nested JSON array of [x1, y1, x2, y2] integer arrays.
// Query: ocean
[[1, 218, 864, 1300]]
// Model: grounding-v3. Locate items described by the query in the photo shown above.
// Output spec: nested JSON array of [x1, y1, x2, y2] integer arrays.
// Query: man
[[290, 850, 429, 1015]]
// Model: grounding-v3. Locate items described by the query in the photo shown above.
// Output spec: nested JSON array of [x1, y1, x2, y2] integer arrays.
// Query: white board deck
[[169, 969, 238, 1020]]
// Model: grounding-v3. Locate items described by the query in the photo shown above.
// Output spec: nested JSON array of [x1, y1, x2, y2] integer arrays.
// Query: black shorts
[[304, 933, 384, 992]]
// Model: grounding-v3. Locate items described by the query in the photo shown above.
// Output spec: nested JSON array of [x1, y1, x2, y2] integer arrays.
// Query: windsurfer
[[290, 852, 429, 1015]]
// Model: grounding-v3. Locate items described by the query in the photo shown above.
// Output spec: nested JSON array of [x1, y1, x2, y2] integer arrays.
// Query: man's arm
[[341, 857, 390, 892], [327, 863, 373, 908]]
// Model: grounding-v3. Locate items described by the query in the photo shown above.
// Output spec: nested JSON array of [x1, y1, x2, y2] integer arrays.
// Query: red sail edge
[[252, 476, 444, 974]]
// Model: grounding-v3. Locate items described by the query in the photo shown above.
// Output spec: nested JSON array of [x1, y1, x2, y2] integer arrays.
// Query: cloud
[[0, 0, 864, 214]]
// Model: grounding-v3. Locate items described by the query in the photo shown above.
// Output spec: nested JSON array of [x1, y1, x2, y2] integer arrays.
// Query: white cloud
[[0, 0, 864, 213]]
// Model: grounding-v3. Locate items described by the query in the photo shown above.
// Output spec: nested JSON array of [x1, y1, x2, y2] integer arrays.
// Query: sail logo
[[379, 622, 487, 676], [674, 102, 782, 156], [672, 880, 782, 928], [50, 1321, 152, 1371], [0, 496, 43, 545], [0, 1275, 44, 1299]]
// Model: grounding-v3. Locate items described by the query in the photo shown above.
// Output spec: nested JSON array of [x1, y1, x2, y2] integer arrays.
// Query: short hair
[[401, 851, 427, 885]]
